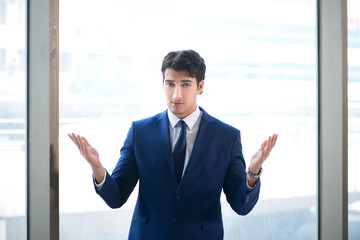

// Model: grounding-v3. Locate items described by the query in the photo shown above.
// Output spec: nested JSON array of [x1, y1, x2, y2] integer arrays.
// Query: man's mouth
[[172, 102, 183, 106]]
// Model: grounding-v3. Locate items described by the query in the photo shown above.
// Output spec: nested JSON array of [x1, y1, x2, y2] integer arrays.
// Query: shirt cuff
[[93, 168, 107, 191], [246, 179, 257, 191]]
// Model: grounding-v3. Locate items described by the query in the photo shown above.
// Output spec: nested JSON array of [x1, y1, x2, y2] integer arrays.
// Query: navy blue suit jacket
[[96, 107, 260, 240]]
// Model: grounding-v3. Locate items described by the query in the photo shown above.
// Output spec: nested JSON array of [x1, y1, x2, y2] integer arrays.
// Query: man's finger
[[272, 134, 278, 147], [73, 133, 82, 148], [264, 139, 271, 159], [265, 134, 278, 158], [68, 133, 81, 150], [261, 141, 266, 157], [81, 137, 91, 148], [78, 135, 87, 155], [74, 135, 82, 149]]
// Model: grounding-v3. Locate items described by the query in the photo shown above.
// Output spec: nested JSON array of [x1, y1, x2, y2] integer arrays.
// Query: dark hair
[[161, 50, 206, 85]]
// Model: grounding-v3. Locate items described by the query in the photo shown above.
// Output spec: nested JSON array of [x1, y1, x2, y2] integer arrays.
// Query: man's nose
[[173, 85, 182, 99]]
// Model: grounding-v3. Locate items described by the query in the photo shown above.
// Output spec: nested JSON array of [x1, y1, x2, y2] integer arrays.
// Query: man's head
[[161, 50, 206, 119], [161, 50, 206, 86]]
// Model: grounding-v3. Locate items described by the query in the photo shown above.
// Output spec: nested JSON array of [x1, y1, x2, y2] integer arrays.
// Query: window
[[60, 52, 72, 72], [348, 0, 360, 239], [0, 0, 26, 239], [60, 0, 317, 239], [17, 50, 25, 72], [0, 49, 6, 71], [0, 1, 6, 25]]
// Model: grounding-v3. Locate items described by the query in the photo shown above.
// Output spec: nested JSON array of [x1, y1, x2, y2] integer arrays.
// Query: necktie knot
[[178, 120, 187, 131]]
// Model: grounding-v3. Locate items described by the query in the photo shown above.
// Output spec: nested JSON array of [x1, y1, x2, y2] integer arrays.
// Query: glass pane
[[60, 0, 316, 239], [0, 0, 27, 239], [348, 0, 360, 239]]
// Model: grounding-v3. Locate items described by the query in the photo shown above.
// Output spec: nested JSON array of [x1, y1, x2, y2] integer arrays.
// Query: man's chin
[[171, 110, 183, 116], [169, 108, 185, 118]]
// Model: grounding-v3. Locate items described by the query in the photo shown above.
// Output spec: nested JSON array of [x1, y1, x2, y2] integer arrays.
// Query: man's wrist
[[92, 166, 105, 184], [247, 166, 262, 179]]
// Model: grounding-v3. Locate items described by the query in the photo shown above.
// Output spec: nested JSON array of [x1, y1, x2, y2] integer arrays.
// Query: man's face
[[163, 68, 204, 119]]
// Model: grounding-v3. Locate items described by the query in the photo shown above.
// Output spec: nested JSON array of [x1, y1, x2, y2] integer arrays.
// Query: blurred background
[[0, 0, 359, 239]]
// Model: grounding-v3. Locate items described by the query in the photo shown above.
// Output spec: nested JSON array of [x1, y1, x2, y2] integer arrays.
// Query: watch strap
[[247, 166, 262, 179]]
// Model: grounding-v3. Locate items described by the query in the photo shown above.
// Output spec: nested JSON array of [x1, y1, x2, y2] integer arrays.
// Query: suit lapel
[[153, 110, 176, 181], [179, 108, 215, 188]]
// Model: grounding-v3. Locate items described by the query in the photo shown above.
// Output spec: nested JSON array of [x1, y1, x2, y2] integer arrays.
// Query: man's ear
[[197, 80, 204, 95]]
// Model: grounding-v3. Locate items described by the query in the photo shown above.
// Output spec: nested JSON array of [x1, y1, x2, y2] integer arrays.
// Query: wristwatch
[[247, 167, 263, 179]]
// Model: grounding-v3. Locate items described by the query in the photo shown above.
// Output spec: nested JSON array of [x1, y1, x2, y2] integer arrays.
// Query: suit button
[[172, 218, 177, 223], [176, 195, 181, 201]]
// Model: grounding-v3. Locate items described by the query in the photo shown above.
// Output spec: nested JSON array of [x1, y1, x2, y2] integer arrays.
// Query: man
[[69, 50, 278, 240]]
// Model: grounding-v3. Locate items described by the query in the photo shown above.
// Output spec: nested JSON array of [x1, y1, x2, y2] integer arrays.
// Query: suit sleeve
[[223, 131, 260, 215], [95, 122, 139, 209]]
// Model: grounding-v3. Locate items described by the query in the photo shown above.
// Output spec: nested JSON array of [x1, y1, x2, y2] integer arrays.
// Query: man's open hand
[[68, 133, 105, 183], [247, 134, 278, 187]]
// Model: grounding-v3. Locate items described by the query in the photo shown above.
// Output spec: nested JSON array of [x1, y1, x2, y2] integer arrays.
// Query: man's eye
[[166, 83, 175, 87], [183, 83, 191, 87]]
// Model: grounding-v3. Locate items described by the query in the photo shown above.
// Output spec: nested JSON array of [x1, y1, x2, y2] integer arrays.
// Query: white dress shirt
[[167, 106, 202, 177]]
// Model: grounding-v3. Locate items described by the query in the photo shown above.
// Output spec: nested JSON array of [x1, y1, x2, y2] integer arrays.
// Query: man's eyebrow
[[164, 79, 193, 82]]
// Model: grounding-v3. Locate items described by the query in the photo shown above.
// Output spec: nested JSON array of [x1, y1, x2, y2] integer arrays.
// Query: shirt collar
[[167, 106, 201, 130]]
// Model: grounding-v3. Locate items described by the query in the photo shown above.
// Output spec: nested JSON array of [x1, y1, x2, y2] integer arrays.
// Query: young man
[[69, 50, 277, 240]]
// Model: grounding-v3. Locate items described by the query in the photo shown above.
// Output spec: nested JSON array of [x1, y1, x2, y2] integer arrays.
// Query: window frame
[[26, 0, 349, 239]]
